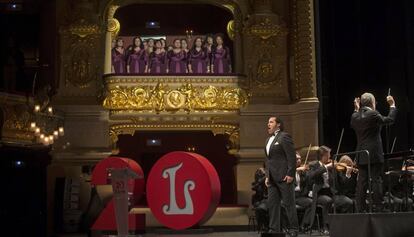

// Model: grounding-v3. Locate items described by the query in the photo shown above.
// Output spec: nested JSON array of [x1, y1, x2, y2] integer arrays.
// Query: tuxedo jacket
[[264, 131, 296, 183], [350, 106, 397, 165], [295, 171, 311, 198], [308, 161, 336, 196]]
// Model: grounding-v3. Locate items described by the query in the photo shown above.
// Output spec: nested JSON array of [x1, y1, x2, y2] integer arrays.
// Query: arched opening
[[106, 3, 236, 75], [116, 131, 238, 205]]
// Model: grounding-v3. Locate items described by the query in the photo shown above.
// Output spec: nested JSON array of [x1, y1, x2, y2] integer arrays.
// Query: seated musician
[[251, 166, 269, 231], [333, 155, 357, 213], [308, 146, 334, 235], [294, 152, 313, 231], [388, 160, 414, 211]]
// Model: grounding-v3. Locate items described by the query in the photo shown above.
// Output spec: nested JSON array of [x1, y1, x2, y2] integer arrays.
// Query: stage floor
[[60, 232, 327, 237]]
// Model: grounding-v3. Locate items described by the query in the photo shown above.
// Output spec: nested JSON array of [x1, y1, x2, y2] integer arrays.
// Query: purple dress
[[212, 46, 232, 74], [148, 51, 167, 74], [112, 48, 126, 73], [167, 50, 187, 73], [188, 48, 209, 74], [127, 47, 147, 74]]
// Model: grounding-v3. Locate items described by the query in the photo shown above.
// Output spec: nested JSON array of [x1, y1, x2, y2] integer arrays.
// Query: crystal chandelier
[[29, 104, 64, 146]]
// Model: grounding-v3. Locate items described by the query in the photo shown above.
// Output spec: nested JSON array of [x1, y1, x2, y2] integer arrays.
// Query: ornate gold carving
[[245, 17, 287, 40], [106, 5, 120, 38], [63, 35, 100, 88], [243, 13, 290, 101], [107, 18, 120, 38], [60, 0, 102, 89], [105, 75, 242, 84], [291, 0, 316, 100], [0, 103, 34, 143], [227, 20, 235, 41], [68, 19, 100, 38], [109, 123, 239, 154], [225, 128, 239, 155], [107, 4, 119, 20], [103, 83, 248, 113]]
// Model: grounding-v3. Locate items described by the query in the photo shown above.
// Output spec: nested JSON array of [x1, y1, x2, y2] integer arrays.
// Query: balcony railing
[[102, 74, 249, 114]]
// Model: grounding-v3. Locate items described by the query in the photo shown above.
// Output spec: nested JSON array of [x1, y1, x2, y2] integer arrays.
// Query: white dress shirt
[[319, 161, 330, 188], [266, 130, 280, 156]]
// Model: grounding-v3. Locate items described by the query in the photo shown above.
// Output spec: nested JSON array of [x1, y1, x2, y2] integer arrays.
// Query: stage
[[59, 232, 327, 237]]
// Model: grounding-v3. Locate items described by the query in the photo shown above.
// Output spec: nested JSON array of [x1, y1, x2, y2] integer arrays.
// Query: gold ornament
[[103, 83, 248, 112], [227, 20, 235, 41]]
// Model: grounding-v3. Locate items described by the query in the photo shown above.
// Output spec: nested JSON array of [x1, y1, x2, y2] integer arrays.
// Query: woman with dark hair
[[204, 34, 214, 71], [127, 36, 147, 74], [211, 34, 232, 74], [188, 37, 209, 74], [147, 38, 155, 54], [160, 38, 167, 53], [166, 39, 187, 74], [147, 39, 167, 74], [111, 38, 126, 73], [181, 38, 189, 53]]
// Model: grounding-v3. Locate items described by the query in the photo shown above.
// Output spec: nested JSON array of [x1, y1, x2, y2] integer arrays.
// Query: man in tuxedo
[[264, 116, 299, 237], [351, 93, 397, 212]]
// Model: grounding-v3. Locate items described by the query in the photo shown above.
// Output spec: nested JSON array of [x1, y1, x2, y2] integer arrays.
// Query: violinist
[[333, 155, 357, 213], [387, 160, 414, 211], [308, 146, 334, 235], [294, 152, 313, 231]]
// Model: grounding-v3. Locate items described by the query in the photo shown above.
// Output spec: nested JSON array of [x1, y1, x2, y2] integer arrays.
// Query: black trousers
[[295, 196, 313, 226], [356, 163, 383, 212], [334, 195, 354, 213], [268, 181, 299, 232], [317, 194, 333, 226]]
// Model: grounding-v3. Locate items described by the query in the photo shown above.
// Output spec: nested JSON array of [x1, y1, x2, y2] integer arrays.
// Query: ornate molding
[[103, 83, 248, 112], [243, 14, 290, 101], [245, 17, 288, 40], [59, 0, 103, 89], [291, 0, 316, 100], [109, 123, 239, 154], [104, 75, 243, 84], [62, 35, 101, 88], [227, 20, 235, 41], [103, 75, 249, 113], [0, 96, 34, 144]]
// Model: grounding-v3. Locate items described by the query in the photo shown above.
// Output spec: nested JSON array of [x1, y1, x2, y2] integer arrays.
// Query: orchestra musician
[[294, 152, 313, 232], [333, 155, 357, 213], [308, 146, 335, 235]]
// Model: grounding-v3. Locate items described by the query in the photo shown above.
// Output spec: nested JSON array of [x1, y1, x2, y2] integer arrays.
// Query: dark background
[[317, 0, 414, 154]]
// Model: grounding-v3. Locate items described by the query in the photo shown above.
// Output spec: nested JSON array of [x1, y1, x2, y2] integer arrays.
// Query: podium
[[108, 167, 140, 237]]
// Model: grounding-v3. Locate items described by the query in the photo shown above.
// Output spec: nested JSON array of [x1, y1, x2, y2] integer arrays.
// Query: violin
[[335, 162, 359, 173], [325, 159, 359, 173]]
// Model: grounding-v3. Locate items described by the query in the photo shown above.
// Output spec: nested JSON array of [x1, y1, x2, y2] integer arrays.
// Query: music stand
[[108, 167, 140, 237], [384, 149, 414, 212]]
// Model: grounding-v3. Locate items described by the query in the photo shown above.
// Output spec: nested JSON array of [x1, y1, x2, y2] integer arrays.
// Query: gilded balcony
[[102, 74, 249, 117]]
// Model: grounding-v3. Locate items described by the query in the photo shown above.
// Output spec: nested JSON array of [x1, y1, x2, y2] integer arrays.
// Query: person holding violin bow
[[294, 151, 313, 232], [333, 155, 358, 213], [308, 146, 335, 235], [351, 92, 397, 212]]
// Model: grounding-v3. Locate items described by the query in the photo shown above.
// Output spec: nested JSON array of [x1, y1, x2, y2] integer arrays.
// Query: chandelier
[[29, 104, 64, 146]]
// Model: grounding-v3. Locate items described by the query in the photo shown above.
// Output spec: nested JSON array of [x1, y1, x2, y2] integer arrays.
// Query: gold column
[[291, 0, 317, 100], [104, 5, 120, 74], [104, 31, 112, 74]]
